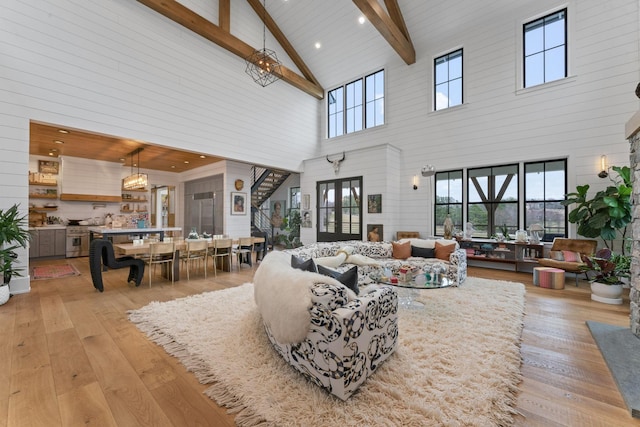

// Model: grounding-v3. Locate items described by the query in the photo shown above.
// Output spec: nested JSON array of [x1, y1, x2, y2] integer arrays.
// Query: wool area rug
[[31, 264, 81, 280], [129, 277, 526, 426]]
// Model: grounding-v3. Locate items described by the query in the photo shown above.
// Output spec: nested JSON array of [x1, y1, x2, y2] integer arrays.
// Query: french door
[[317, 176, 362, 242]]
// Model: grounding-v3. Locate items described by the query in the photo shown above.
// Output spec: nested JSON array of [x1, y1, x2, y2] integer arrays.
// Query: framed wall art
[[367, 224, 383, 242], [301, 210, 312, 228], [231, 192, 247, 215], [368, 194, 382, 213]]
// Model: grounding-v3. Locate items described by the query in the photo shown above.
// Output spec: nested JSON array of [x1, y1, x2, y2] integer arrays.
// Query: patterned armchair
[[254, 252, 398, 400]]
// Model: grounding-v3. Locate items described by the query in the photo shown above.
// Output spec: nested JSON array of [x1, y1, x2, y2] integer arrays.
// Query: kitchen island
[[88, 226, 182, 242]]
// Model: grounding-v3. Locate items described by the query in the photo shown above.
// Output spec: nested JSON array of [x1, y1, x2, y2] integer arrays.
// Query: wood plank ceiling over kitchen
[[29, 122, 224, 173]]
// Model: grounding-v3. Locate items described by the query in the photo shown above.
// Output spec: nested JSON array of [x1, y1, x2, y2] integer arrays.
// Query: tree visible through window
[[467, 165, 519, 238], [524, 9, 566, 88], [435, 170, 463, 235], [525, 159, 567, 240]]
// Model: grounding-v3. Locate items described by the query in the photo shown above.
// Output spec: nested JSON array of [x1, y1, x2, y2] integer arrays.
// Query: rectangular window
[[327, 70, 384, 139], [434, 49, 463, 110], [524, 9, 566, 88], [434, 170, 463, 236], [467, 164, 519, 238], [524, 159, 567, 241], [327, 87, 344, 138]]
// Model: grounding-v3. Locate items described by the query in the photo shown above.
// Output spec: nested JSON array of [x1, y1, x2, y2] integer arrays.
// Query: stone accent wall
[[629, 132, 640, 338]]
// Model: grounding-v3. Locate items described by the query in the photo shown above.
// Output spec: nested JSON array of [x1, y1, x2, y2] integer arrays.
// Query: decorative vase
[[590, 281, 623, 305], [187, 227, 199, 240], [443, 214, 453, 240], [0, 284, 9, 306]]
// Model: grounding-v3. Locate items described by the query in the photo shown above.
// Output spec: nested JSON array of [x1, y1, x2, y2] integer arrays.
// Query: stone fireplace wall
[[629, 132, 640, 338]]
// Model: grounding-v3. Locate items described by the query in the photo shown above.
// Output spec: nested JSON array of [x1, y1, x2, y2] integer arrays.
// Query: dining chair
[[233, 237, 254, 269], [181, 239, 208, 280], [209, 238, 233, 276], [145, 241, 176, 287]]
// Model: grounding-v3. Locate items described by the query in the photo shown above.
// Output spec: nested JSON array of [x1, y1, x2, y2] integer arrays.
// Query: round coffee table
[[381, 277, 451, 309]]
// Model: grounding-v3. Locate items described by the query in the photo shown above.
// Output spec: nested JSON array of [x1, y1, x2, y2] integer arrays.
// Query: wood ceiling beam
[[219, 0, 230, 32], [136, 0, 324, 99], [246, 0, 320, 87], [352, 0, 415, 65], [384, 0, 412, 45]]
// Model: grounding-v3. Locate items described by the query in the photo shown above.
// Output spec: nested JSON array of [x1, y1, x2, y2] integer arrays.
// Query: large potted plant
[[581, 248, 629, 305], [0, 204, 31, 305], [562, 165, 632, 254]]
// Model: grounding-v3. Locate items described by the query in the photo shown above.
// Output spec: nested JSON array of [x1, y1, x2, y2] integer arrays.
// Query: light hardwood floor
[[2, 257, 639, 426]]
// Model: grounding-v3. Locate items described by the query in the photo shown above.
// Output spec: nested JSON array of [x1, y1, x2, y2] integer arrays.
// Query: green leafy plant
[[274, 210, 302, 249], [562, 165, 632, 254], [0, 204, 31, 284], [581, 248, 630, 285]]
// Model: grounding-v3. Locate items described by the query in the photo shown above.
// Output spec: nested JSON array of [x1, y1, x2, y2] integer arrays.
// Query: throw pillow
[[435, 241, 456, 260], [550, 250, 564, 261], [392, 240, 411, 259], [317, 265, 359, 295], [562, 251, 581, 263], [411, 246, 435, 258], [291, 255, 317, 273]]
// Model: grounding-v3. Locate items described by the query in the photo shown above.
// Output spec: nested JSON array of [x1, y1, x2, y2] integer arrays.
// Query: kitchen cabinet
[[30, 228, 66, 259]]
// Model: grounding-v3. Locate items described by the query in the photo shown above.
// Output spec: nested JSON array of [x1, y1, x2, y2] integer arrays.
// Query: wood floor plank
[[81, 332, 174, 427], [57, 382, 119, 427], [40, 294, 73, 334], [4, 258, 638, 426], [47, 328, 97, 397]]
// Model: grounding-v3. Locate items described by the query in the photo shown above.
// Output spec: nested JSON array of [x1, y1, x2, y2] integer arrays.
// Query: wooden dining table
[[113, 237, 265, 281]]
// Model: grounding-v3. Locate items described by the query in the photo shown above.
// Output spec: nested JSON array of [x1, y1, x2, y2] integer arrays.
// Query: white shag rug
[[129, 277, 526, 426]]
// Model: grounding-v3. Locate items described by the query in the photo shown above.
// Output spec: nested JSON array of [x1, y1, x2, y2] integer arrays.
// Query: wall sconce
[[413, 175, 419, 190], [598, 155, 608, 178]]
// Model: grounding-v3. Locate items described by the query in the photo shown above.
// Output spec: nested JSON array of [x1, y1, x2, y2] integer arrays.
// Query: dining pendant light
[[123, 148, 148, 190]]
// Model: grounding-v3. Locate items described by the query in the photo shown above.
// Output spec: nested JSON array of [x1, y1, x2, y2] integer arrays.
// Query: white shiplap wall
[[317, 0, 640, 237], [2, 0, 640, 294]]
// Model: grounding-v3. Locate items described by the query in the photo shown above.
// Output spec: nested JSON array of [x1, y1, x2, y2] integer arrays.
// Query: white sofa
[[254, 251, 398, 400], [285, 239, 468, 288]]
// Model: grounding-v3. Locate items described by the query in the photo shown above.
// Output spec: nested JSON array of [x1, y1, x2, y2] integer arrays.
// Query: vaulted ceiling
[[31, 0, 419, 171], [136, 0, 415, 99]]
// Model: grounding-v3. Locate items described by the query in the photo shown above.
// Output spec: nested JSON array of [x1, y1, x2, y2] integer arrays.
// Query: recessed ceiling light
[[184, 161, 190, 164], [199, 155, 206, 159], [358, 16, 366, 25], [120, 158, 125, 162], [48, 152, 55, 156], [171, 165, 176, 169], [54, 140, 64, 144], [57, 129, 69, 134], [50, 148, 58, 152], [315, 42, 322, 49]]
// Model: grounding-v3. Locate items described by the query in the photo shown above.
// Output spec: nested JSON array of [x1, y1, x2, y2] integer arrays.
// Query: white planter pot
[[0, 284, 9, 306], [590, 281, 623, 305]]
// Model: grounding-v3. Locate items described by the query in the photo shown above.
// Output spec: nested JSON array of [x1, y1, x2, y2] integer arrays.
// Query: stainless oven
[[66, 225, 89, 258]]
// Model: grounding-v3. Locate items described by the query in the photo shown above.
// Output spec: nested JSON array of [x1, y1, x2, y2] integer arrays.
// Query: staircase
[[250, 166, 291, 250], [251, 167, 291, 208]]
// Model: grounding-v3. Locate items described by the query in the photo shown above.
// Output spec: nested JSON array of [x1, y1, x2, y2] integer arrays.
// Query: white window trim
[[515, 4, 573, 91], [431, 45, 465, 113], [324, 68, 387, 140]]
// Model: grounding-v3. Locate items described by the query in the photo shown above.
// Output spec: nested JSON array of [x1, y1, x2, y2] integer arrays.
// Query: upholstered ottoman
[[533, 267, 565, 289]]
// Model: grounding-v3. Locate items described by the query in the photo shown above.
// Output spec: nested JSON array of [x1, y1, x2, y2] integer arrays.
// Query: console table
[[458, 240, 543, 272]]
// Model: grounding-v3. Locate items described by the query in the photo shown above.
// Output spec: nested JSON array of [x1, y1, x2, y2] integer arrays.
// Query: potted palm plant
[[0, 204, 31, 305], [581, 248, 629, 305]]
